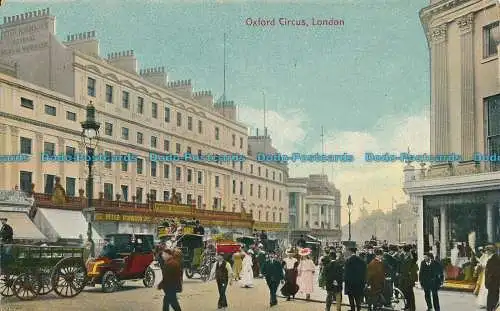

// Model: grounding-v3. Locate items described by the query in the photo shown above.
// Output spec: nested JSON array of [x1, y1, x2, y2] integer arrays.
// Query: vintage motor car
[[86, 234, 155, 293]]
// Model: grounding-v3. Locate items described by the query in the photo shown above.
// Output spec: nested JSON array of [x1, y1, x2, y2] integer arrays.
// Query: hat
[[298, 248, 311, 257], [247, 249, 254, 254], [0, 218, 7, 221]]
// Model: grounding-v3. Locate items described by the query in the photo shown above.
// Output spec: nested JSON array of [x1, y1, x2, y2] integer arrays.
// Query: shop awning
[[33, 208, 102, 242], [0, 211, 47, 241]]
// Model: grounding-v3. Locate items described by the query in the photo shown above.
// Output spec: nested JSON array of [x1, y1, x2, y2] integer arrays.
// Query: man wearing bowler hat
[[0, 218, 13, 244], [485, 244, 500, 311]]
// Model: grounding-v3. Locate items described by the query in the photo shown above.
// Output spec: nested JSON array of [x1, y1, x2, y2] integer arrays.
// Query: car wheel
[[143, 267, 155, 288], [102, 271, 118, 293]]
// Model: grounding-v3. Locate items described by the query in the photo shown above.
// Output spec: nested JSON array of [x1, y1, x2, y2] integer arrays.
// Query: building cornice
[[403, 171, 500, 195]]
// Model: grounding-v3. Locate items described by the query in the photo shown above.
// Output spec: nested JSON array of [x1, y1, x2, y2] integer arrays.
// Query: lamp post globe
[[80, 101, 100, 257], [347, 195, 353, 241]]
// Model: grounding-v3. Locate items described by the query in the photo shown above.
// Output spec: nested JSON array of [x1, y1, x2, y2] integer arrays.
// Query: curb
[[277, 295, 395, 311]]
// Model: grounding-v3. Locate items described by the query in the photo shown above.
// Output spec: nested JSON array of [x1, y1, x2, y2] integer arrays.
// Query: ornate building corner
[[457, 13, 474, 35], [0, 124, 7, 133], [9, 125, 19, 136], [35, 132, 43, 142], [429, 24, 448, 44]]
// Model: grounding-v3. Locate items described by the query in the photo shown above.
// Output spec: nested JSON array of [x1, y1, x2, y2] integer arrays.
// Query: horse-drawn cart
[[0, 244, 86, 300]]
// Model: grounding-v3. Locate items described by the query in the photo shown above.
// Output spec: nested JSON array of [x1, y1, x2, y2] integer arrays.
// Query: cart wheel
[[51, 257, 87, 298], [184, 267, 194, 279], [0, 274, 15, 297], [12, 273, 40, 301], [143, 267, 155, 288], [102, 271, 119, 293], [391, 287, 407, 311], [36, 269, 53, 295]]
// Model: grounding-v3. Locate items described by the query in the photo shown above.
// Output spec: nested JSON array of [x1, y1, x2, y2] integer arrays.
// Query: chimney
[[63, 31, 99, 57], [140, 66, 167, 87], [214, 100, 236, 120], [167, 79, 192, 98], [106, 50, 138, 74], [193, 90, 213, 107]]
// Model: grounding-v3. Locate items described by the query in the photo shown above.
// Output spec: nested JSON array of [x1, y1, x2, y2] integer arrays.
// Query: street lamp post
[[398, 219, 402, 243], [347, 195, 353, 241], [81, 101, 100, 257]]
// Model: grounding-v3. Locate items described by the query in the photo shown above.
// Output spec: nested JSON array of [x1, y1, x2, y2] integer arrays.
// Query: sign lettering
[[94, 213, 158, 223], [0, 20, 50, 56], [153, 203, 193, 215]]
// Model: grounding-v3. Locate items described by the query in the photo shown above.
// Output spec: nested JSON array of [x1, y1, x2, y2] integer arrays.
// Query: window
[[198, 120, 202, 133], [152, 102, 158, 118], [215, 176, 220, 188], [136, 187, 143, 203], [164, 164, 170, 179], [279, 190, 282, 202], [66, 177, 76, 197], [20, 97, 33, 109], [258, 167, 261, 176], [137, 132, 143, 144], [197, 171, 202, 184], [266, 169, 268, 178], [240, 161, 243, 171], [250, 164, 254, 174], [87, 77, 96, 97], [240, 137, 243, 149], [151, 161, 157, 177], [122, 91, 130, 109], [187, 146, 192, 154], [486, 95, 500, 171], [121, 185, 129, 201], [104, 183, 113, 200], [240, 181, 243, 195], [232, 180, 236, 194], [198, 149, 202, 156], [232, 134, 235, 146], [177, 193, 182, 203], [176, 112, 182, 126], [137, 158, 144, 174], [20, 137, 32, 155], [164, 140, 170, 152], [121, 127, 129, 140], [187, 116, 193, 130], [175, 167, 181, 181], [258, 185, 261, 198], [66, 111, 76, 121], [45, 105, 56, 116], [273, 213, 276, 222], [105, 122, 113, 136], [215, 127, 219, 140], [265, 187, 268, 199], [187, 169, 193, 183], [272, 171, 275, 180], [187, 194, 193, 205], [321, 205, 325, 215], [20, 171, 32, 192], [43, 142, 55, 156], [44, 174, 55, 194], [272, 189, 275, 200], [258, 211, 261, 220], [103, 85, 113, 104], [150, 190, 157, 201], [279, 173, 282, 181], [197, 195, 202, 208], [175, 143, 181, 154], [483, 22, 499, 58], [104, 151, 112, 168], [151, 136, 157, 148], [121, 160, 128, 172], [250, 184, 253, 196], [137, 97, 144, 114], [163, 191, 170, 202], [232, 161, 235, 169], [66, 146, 76, 162], [165, 107, 170, 122]]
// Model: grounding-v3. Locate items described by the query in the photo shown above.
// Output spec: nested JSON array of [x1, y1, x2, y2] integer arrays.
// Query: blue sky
[[3, 0, 431, 220]]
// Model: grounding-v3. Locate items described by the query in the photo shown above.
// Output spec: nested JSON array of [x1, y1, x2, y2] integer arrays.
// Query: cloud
[[239, 106, 430, 225]]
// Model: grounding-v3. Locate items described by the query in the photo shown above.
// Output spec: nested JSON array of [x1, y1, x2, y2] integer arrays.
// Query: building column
[[458, 14, 475, 160], [440, 205, 448, 260], [324, 204, 328, 227], [0, 125, 7, 190], [35, 132, 44, 192], [10, 126, 19, 188], [308, 204, 312, 227], [486, 203, 495, 243], [415, 195, 425, 266], [58, 137, 65, 183], [429, 24, 449, 154]]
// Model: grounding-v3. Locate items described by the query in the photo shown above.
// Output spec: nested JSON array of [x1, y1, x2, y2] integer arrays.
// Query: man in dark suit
[[0, 218, 13, 244], [419, 252, 443, 311], [158, 248, 182, 311], [485, 245, 500, 311], [325, 251, 344, 311], [399, 245, 418, 311], [261, 251, 284, 307], [344, 248, 366, 311]]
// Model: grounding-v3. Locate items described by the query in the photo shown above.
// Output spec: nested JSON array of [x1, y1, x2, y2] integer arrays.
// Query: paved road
[[0, 268, 479, 311]]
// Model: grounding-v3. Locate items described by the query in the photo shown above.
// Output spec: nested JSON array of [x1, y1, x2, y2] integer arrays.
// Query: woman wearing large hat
[[297, 248, 315, 300], [281, 248, 299, 300]]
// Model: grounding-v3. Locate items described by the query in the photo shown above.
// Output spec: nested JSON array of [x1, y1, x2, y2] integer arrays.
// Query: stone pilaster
[[0, 125, 7, 190], [458, 14, 475, 160], [114, 149, 121, 193], [78, 142, 86, 191], [429, 24, 449, 154], [58, 137, 65, 182], [440, 205, 448, 260], [9, 126, 19, 188], [35, 132, 44, 191]]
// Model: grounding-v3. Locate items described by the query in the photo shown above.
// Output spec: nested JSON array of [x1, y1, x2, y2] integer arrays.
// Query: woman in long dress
[[297, 248, 315, 300], [475, 248, 494, 308], [232, 250, 243, 281], [239, 250, 254, 288], [281, 249, 299, 300]]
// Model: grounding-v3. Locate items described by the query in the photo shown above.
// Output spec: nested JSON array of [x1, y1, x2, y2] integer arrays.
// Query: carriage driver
[[99, 237, 119, 259]]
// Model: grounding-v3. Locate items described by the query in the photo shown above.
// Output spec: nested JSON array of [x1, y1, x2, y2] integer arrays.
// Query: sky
[[2, 0, 431, 224]]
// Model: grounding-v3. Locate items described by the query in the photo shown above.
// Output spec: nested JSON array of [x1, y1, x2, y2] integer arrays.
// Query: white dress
[[239, 254, 254, 287], [477, 253, 492, 308]]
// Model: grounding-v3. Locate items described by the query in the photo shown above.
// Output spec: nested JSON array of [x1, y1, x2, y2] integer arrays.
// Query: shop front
[[93, 212, 158, 237]]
